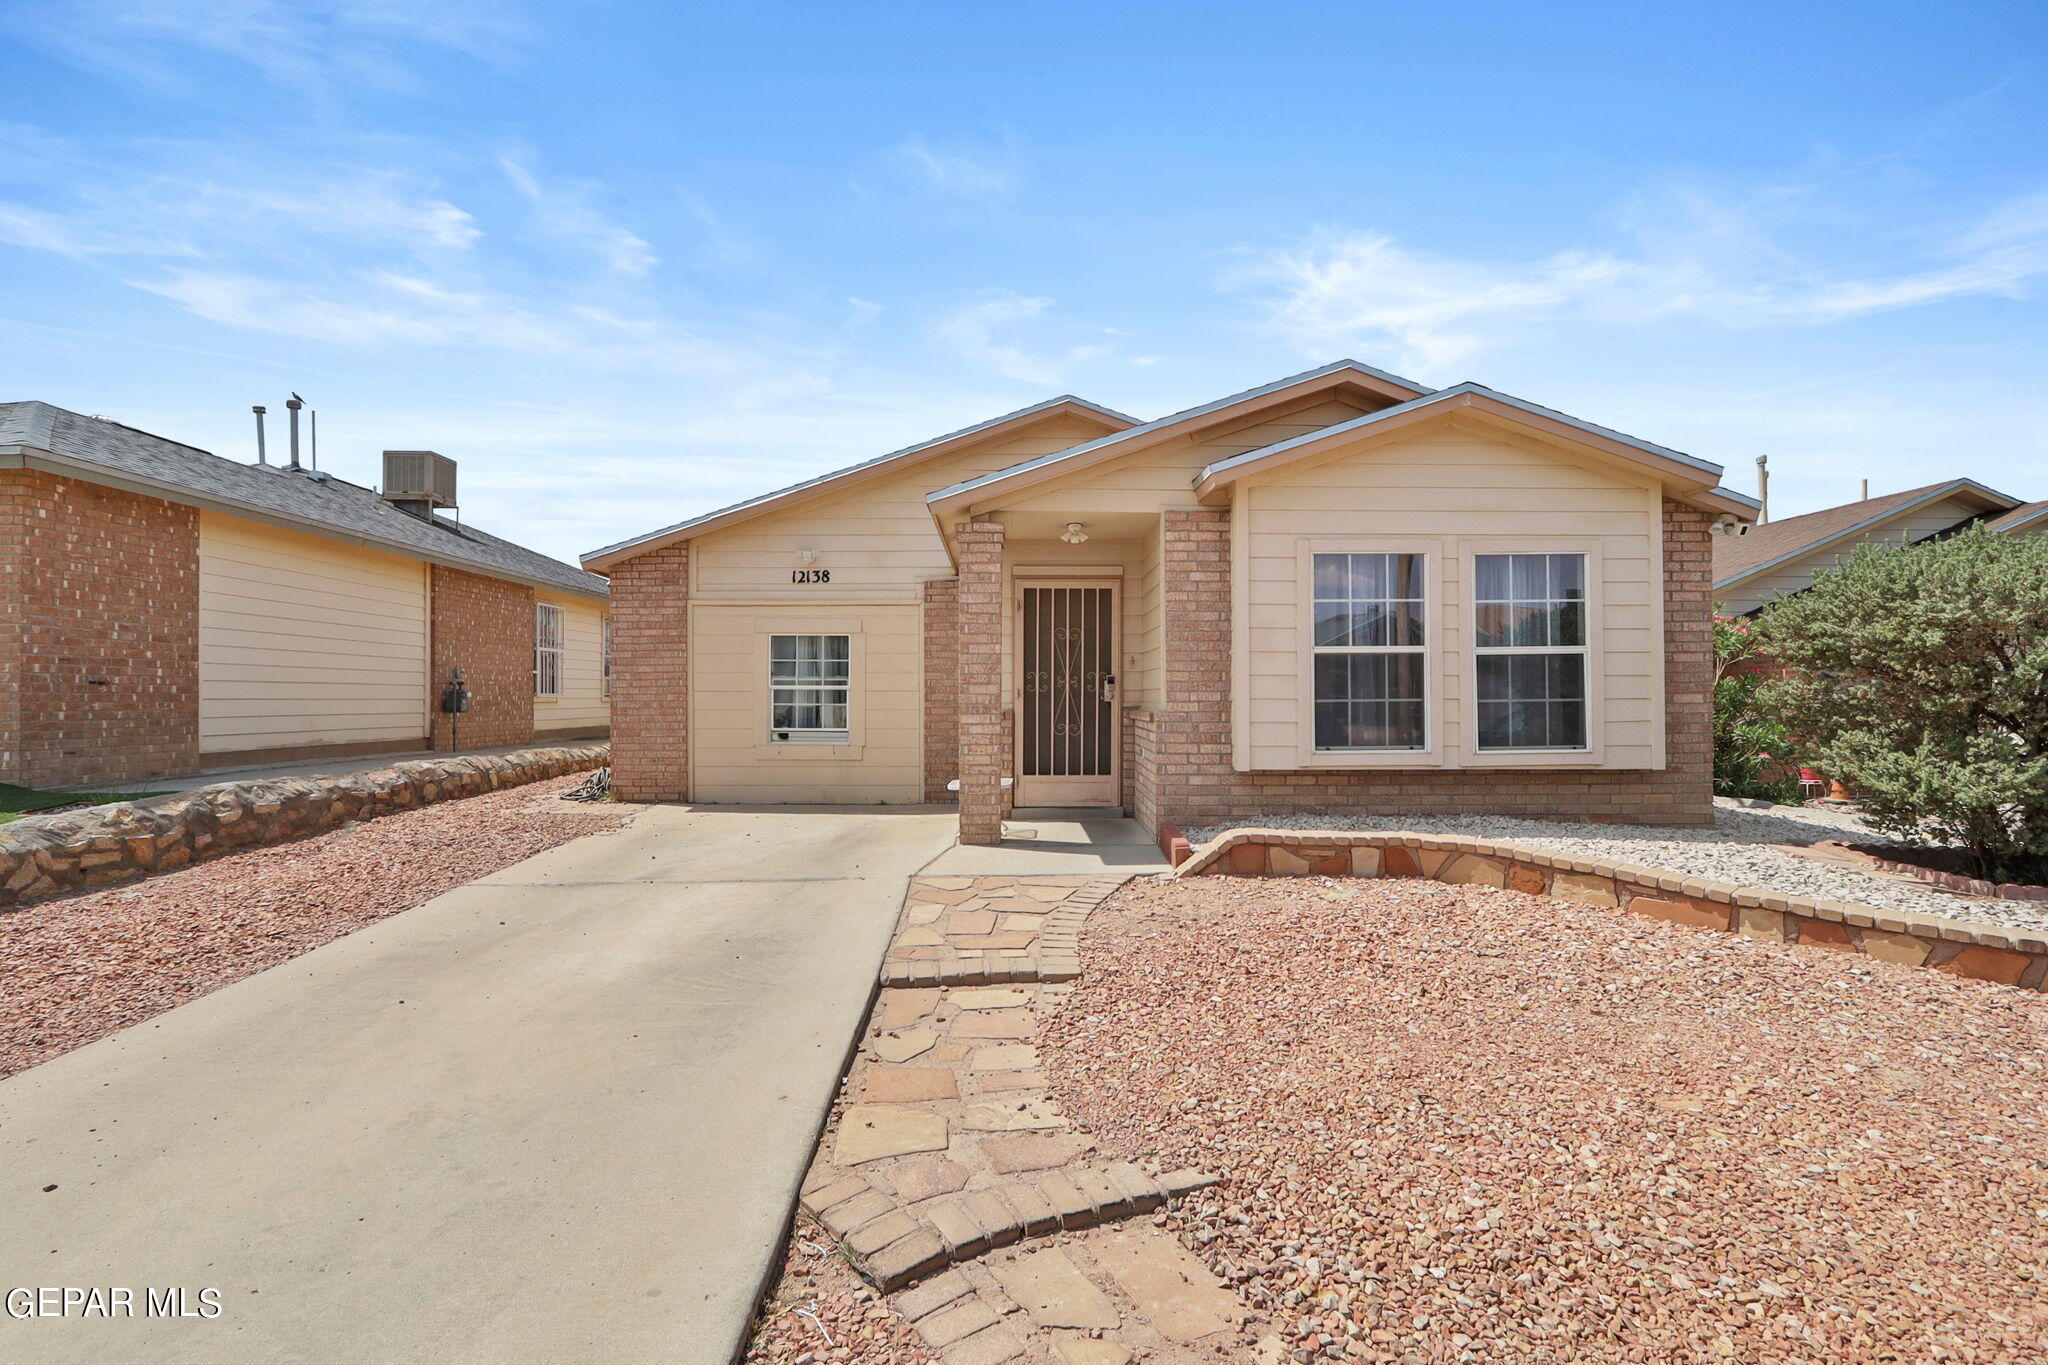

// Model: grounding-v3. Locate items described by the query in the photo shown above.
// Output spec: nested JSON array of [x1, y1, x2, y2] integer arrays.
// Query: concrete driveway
[[0, 805, 958, 1364]]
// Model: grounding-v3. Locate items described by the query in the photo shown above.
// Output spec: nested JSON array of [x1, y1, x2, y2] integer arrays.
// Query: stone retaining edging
[[0, 745, 609, 910], [1174, 828, 2048, 992]]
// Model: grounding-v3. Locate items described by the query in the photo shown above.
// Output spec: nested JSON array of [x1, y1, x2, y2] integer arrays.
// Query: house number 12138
[[791, 568, 831, 584]]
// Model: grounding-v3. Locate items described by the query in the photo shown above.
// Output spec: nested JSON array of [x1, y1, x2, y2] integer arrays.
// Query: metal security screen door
[[1017, 582, 1119, 806]]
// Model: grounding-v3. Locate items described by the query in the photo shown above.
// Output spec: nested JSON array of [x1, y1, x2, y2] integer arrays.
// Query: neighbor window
[[1474, 553, 1588, 750], [601, 615, 612, 697], [534, 602, 564, 699], [770, 634, 851, 742], [1311, 552, 1426, 750]]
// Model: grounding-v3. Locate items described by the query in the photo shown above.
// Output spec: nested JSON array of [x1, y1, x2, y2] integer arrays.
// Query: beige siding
[[1239, 421, 1663, 770], [690, 414, 1116, 599], [689, 604, 922, 803], [536, 591, 611, 733], [997, 395, 1382, 518], [197, 511, 429, 754], [1719, 493, 1988, 614]]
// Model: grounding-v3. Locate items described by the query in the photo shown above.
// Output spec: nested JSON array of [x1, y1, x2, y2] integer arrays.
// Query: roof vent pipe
[[1755, 454, 1769, 525], [1860, 477, 1869, 500], [252, 405, 268, 465], [285, 395, 303, 470]]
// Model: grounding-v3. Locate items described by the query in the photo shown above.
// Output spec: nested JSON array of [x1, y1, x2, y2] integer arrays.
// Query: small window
[[534, 602, 564, 699], [1311, 552, 1426, 750], [770, 634, 850, 742], [601, 615, 612, 697], [1474, 553, 1588, 750]]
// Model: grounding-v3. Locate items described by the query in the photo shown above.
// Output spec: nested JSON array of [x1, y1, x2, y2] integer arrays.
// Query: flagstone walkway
[[778, 875, 1241, 1365]]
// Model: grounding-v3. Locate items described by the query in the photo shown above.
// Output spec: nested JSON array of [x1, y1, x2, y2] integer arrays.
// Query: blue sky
[[5, 1, 2045, 563]]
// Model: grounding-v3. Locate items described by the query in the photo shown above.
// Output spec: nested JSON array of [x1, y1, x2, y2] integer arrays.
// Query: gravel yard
[[1045, 876, 2048, 1364], [745, 1228, 935, 1365], [0, 775, 631, 1080], [1185, 801, 2048, 934]]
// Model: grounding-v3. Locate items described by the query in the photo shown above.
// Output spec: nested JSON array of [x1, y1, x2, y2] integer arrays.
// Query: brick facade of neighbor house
[[1138, 499, 1716, 829], [0, 470, 201, 788], [428, 565, 536, 751], [607, 543, 690, 801], [955, 521, 1008, 843], [921, 577, 960, 803]]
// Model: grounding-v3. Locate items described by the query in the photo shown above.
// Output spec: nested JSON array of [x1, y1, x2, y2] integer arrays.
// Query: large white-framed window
[[1310, 551, 1428, 751], [534, 601, 564, 699], [769, 633, 851, 743], [1473, 552, 1589, 751]]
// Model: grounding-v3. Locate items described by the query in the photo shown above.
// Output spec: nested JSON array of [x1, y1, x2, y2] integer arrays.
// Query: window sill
[[1463, 747, 1605, 767], [755, 740, 866, 761], [1297, 747, 1447, 769]]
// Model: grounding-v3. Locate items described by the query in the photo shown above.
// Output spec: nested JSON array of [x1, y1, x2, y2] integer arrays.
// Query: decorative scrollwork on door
[[1022, 586, 1113, 777]]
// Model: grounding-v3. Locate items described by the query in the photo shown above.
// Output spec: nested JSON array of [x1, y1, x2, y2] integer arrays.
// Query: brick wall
[[0, 470, 200, 787], [1137, 499, 1716, 831], [429, 565, 535, 751], [955, 521, 1007, 843], [607, 543, 689, 801], [922, 578, 959, 803]]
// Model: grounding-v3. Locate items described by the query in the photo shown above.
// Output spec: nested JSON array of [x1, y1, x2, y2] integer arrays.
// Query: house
[[1, 402, 609, 790], [1713, 478, 2032, 616], [585, 361, 1759, 843]]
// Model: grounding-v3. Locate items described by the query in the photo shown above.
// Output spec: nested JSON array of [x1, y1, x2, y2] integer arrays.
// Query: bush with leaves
[[1712, 614, 1800, 802], [1758, 525, 2048, 883]]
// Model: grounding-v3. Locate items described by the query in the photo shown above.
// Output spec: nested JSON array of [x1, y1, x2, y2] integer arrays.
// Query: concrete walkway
[[0, 805, 957, 1364]]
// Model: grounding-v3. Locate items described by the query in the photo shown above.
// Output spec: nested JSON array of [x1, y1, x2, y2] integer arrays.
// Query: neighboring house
[[586, 360, 1757, 843], [1713, 478, 2028, 616], [1, 402, 609, 789]]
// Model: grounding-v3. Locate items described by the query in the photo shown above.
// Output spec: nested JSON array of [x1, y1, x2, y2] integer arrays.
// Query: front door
[[1016, 580, 1119, 807]]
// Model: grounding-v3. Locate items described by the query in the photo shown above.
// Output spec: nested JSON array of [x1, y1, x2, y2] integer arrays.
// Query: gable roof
[[582, 394, 1137, 571], [0, 401, 607, 599], [1983, 499, 2048, 536], [1185, 381, 1756, 514], [924, 359, 1430, 513], [1713, 478, 2022, 588]]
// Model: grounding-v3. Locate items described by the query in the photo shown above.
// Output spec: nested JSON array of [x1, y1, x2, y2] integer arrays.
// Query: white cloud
[[500, 155, 656, 276], [6, 0, 528, 95], [932, 291, 1112, 385], [1237, 185, 2048, 374], [892, 134, 1015, 197]]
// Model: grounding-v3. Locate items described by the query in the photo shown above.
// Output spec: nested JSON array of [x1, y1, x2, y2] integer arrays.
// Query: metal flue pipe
[[286, 394, 303, 470], [252, 405, 268, 465]]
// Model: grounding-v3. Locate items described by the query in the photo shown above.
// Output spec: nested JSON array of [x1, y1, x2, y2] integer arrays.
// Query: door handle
[[1099, 674, 1117, 704]]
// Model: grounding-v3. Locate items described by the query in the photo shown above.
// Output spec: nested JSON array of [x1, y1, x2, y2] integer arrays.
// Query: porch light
[[1060, 522, 1089, 545], [795, 548, 820, 564]]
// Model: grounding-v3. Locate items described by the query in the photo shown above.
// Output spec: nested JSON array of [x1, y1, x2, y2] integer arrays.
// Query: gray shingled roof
[[0, 401, 605, 599], [1712, 478, 2021, 587]]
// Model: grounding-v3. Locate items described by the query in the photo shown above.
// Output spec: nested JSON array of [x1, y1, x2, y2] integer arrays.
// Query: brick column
[[608, 543, 689, 801], [0, 471, 199, 787], [429, 566, 536, 751], [921, 578, 960, 803], [1660, 498, 1715, 820], [955, 521, 1006, 844], [1153, 508, 1232, 832]]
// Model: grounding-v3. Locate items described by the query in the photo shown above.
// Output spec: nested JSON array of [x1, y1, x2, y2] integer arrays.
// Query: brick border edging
[[879, 878, 1119, 987], [0, 744, 610, 909], [1847, 843, 2048, 904], [799, 1162, 1220, 1292], [1173, 829, 2048, 991]]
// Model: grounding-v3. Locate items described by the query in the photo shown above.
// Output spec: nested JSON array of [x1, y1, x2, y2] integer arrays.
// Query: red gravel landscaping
[[1043, 876, 2048, 1364], [745, 1227, 936, 1365], [0, 775, 631, 1080]]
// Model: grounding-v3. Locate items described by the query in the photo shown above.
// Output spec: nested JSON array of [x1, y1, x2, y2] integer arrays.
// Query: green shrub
[[1712, 615, 1801, 803], [1758, 526, 2048, 884]]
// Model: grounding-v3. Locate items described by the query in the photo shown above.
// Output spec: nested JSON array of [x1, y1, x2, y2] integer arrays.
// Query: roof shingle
[[1, 401, 605, 598]]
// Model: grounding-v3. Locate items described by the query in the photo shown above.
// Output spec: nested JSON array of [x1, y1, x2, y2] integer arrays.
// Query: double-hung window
[[770, 634, 851, 743], [1311, 552, 1427, 751], [1474, 553, 1588, 751], [534, 602, 564, 699]]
